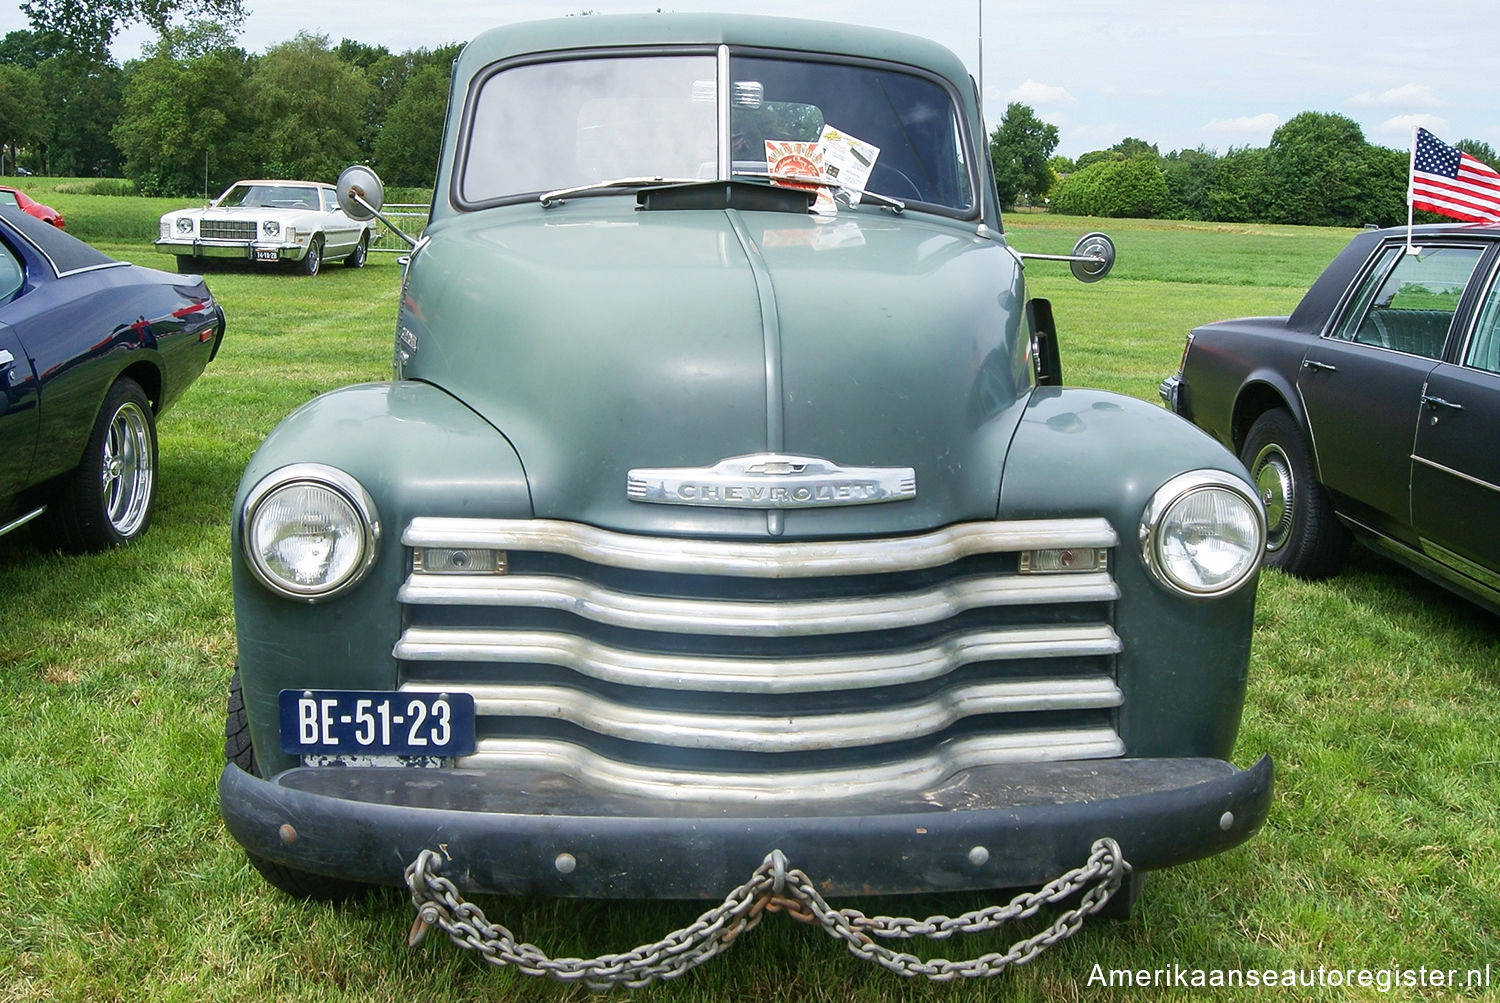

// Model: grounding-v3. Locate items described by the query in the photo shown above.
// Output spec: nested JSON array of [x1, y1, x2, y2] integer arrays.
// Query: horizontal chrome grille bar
[[402, 678, 1121, 752], [456, 731, 1127, 802], [403, 517, 1118, 578], [396, 624, 1121, 692], [399, 572, 1118, 635]]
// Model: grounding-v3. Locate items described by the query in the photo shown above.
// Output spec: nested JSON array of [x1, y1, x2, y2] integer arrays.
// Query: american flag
[[1410, 127, 1500, 223]]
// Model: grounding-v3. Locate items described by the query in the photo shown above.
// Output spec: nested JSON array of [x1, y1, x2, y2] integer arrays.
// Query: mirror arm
[[349, 189, 419, 249]]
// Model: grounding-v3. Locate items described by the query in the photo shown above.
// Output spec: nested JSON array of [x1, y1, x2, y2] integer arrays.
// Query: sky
[[5, 0, 1497, 160]]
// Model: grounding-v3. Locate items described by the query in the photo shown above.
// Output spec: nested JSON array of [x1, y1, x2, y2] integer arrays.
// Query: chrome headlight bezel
[[174, 216, 194, 234], [241, 463, 381, 602], [1140, 469, 1266, 598], [262, 219, 281, 238]]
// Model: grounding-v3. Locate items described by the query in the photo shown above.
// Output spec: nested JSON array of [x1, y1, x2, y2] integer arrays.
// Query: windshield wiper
[[539, 177, 702, 208], [730, 170, 906, 214]]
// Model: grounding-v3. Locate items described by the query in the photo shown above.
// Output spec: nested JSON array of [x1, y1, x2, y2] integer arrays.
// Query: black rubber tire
[[224, 669, 370, 901], [1240, 408, 1350, 579], [342, 231, 368, 268], [298, 235, 323, 276], [44, 378, 157, 552]]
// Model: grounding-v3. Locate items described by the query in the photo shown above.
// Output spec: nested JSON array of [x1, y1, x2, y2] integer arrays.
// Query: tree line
[[1, 23, 457, 195], [989, 101, 1500, 228]]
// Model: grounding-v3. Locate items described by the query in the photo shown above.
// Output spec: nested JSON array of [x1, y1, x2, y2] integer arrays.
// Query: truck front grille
[[200, 219, 257, 241], [395, 518, 1122, 801]]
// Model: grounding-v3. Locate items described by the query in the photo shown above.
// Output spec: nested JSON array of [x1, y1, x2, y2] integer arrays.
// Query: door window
[[1329, 245, 1483, 359]]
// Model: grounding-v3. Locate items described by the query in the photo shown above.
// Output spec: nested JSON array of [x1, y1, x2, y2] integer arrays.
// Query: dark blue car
[[0, 206, 224, 551], [1162, 223, 1500, 614]]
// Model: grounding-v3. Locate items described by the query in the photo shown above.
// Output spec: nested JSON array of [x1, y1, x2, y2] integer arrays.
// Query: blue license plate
[[278, 690, 476, 756]]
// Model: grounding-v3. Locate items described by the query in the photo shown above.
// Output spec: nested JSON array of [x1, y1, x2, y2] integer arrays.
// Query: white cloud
[[1004, 79, 1077, 109], [1347, 84, 1442, 109], [1375, 113, 1449, 139], [1203, 113, 1280, 138]]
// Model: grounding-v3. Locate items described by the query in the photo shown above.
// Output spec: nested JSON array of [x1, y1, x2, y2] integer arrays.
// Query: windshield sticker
[[818, 126, 880, 205], [765, 140, 836, 215]]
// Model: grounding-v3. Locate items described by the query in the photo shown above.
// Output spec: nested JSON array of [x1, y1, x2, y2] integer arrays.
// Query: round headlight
[[175, 216, 193, 234], [242, 464, 379, 601], [262, 219, 281, 237], [1140, 471, 1265, 597]]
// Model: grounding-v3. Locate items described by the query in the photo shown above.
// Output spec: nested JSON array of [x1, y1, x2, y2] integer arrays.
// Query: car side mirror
[[337, 165, 418, 249], [1015, 231, 1116, 283]]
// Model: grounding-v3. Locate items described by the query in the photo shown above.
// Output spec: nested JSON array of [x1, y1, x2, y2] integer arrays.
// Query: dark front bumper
[[220, 754, 1272, 899]]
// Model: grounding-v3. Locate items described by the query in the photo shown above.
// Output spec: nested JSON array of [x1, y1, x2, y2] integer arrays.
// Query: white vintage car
[[155, 179, 372, 276]]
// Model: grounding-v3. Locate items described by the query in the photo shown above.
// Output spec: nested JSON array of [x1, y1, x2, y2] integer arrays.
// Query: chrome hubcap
[[101, 401, 154, 536], [1251, 444, 1294, 552]]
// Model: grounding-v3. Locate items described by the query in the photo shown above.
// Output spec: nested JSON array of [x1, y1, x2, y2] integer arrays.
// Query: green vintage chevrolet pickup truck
[[218, 12, 1271, 982]]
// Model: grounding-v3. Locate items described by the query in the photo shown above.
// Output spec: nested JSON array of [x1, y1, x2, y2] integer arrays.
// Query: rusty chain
[[405, 838, 1129, 987]]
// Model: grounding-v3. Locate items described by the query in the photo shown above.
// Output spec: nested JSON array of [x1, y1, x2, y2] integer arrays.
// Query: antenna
[[977, 0, 984, 123]]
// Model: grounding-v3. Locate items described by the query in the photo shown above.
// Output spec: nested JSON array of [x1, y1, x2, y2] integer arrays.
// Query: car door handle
[[1421, 394, 1464, 411], [1301, 359, 1338, 373]]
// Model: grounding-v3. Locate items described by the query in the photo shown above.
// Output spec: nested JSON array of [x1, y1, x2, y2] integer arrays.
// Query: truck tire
[[224, 669, 370, 901]]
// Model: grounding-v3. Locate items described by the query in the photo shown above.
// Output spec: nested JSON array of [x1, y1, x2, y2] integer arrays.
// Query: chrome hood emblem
[[628, 453, 916, 509]]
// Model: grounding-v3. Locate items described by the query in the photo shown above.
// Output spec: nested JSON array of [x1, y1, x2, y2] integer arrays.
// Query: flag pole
[[1406, 126, 1418, 254]]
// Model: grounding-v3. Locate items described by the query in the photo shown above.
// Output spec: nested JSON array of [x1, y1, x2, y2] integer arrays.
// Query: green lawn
[[1, 202, 1497, 1001]]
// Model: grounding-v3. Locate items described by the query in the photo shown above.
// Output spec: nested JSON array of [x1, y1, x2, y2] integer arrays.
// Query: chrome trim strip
[[402, 517, 1119, 578], [1412, 453, 1500, 496], [716, 44, 731, 180], [0, 505, 46, 538], [455, 731, 1126, 802], [1416, 537, 1500, 592], [403, 678, 1121, 752], [398, 572, 1119, 635], [395, 624, 1122, 692]]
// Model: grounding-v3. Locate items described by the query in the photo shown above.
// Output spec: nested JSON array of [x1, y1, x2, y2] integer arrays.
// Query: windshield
[[218, 184, 323, 210], [458, 49, 975, 213]]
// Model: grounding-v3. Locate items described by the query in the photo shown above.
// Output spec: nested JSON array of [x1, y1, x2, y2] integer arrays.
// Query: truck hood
[[400, 200, 1030, 538]]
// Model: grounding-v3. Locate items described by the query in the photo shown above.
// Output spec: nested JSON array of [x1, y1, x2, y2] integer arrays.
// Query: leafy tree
[[1359, 144, 1409, 228], [1110, 137, 1159, 160], [246, 33, 373, 182], [1047, 154, 1075, 176], [0, 63, 45, 173], [373, 60, 453, 187], [1161, 147, 1217, 220], [1075, 149, 1114, 171], [0, 27, 68, 67], [1263, 111, 1370, 227], [1048, 157, 1169, 218], [1456, 139, 1498, 166], [35, 56, 124, 175], [987, 102, 1058, 208], [21, 0, 244, 56], [113, 22, 255, 195], [1204, 148, 1259, 222]]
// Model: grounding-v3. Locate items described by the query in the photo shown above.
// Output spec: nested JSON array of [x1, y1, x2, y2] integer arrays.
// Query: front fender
[[998, 388, 1260, 761], [231, 380, 532, 774]]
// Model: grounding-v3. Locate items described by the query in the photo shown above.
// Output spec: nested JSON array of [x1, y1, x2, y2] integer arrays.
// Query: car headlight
[[1140, 470, 1264, 597], [175, 216, 193, 234], [262, 219, 280, 237], [242, 464, 380, 602]]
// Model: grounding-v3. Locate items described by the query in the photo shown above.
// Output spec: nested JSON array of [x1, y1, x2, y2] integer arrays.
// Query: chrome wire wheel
[[1250, 442, 1295, 553], [101, 399, 155, 538]]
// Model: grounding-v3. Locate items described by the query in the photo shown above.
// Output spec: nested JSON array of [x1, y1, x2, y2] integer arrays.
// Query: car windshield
[[0, 192, 19, 208], [458, 49, 974, 213], [218, 184, 322, 210]]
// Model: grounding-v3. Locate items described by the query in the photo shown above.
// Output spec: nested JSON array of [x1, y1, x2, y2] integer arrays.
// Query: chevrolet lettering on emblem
[[628, 453, 917, 509]]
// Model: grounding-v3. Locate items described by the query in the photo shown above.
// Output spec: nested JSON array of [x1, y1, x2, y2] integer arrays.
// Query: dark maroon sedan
[[0, 185, 65, 229], [1, 206, 224, 551], [1161, 223, 1500, 614]]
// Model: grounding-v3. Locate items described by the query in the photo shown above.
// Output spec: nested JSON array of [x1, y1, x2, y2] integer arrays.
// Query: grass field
[[2, 188, 1498, 1001]]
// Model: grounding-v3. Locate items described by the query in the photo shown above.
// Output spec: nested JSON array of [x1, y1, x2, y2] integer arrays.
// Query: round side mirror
[[1070, 232, 1115, 283], [336, 165, 385, 221]]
